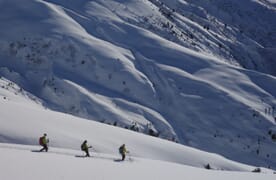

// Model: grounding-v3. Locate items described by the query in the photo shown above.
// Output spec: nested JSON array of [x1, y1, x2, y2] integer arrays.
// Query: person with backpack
[[81, 140, 92, 157], [119, 144, 128, 161], [39, 133, 49, 152]]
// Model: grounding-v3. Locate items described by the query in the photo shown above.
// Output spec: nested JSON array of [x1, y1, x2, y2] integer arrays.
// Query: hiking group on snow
[[38, 133, 129, 161]]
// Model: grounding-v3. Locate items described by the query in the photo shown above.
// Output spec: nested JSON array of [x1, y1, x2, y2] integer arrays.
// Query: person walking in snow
[[39, 133, 49, 152], [119, 144, 128, 161], [81, 140, 92, 157]]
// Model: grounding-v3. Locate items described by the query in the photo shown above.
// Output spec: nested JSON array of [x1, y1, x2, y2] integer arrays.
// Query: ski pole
[[127, 151, 133, 161]]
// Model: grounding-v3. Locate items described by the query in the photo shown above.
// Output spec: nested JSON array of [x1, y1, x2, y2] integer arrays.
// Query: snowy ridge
[[0, 0, 276, 170]]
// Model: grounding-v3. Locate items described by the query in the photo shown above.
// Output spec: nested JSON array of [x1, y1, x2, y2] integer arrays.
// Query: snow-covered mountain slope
[[148, 0, 276, 75], [0, 85, 256, 171], [0, 0, 276, 170], [0, 85, 275, 179], [0, 144, 275, 180]]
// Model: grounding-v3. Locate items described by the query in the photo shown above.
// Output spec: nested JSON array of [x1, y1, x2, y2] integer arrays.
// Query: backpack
[[81, 143, 86, 151], [39, 137, 44, 146], [119, 146, 123, 154]]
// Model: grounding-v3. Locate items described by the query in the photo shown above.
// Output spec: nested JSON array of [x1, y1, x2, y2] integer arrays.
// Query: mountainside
[[0, 84, 275, 179], [154, 0, 276, 75], [0, 0, 276, 169]]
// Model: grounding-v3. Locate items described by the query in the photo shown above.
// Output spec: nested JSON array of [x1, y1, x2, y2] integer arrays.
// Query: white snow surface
[[0, 84, 275, 179], [0, 145, 274, 180], [0, 145, 275, 180], [0, 0, 276, 172]]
